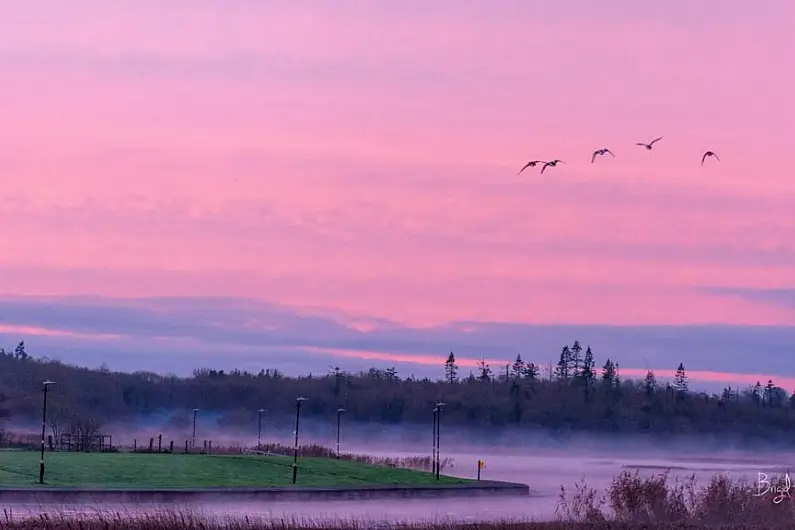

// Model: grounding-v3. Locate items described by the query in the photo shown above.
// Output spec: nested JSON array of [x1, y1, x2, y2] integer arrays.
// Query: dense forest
[[1, 339, 794, 444]]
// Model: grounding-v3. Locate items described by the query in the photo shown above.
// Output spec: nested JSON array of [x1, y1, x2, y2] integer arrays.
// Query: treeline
[[1, 340, 794, 441]]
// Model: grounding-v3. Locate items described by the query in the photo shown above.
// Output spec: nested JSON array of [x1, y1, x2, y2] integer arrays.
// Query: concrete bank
[[0, 480, 529, 503]]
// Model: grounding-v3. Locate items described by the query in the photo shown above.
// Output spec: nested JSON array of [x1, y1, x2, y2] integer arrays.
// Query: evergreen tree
[[522, 362, 539, 380], [14, 341, 27, 360], [570, 340, 583, 377], [555, 346, 572, 381], [477, 358, 493, 382], [444, 352, 459, 384], [673, 363, 688, 394], [751, 381, 762, 407], [763, 380, 775, 407], [601, 359, 617, 388], [578, 346, 596, 400], [510, 355, 526, 380], [644, 370, 657, 396]]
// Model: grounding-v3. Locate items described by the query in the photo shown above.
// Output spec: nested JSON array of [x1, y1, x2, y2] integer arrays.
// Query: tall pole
[[40, 381, 55, 484], [257, 409, 265, 451], [431, 407, 438, 475], [336, 408, 345, 458], [292, 397, 307, 484], [436, 401, 445, 481], [192, 408, 200, 447]]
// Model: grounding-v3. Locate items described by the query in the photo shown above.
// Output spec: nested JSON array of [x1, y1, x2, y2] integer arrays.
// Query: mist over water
[[6, 421, 795, 523]]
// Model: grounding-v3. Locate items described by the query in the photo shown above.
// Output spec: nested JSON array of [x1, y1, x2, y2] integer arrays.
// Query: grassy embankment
[[0, 451, 469, 488]]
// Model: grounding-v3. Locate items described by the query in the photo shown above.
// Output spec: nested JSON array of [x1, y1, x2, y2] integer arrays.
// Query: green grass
[[0, 451, 472, 488]]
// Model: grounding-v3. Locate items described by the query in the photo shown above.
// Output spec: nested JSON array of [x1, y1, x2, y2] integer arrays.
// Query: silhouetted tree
[[522, 362, 539, 380], [555, 346, 572, 381], [510, 355, 526, 380], [570, 340, 583, 376], [644, 370, 657, 396], [444, 352, 459, 384], [602, 359, 617, 388], [476, 359, 492, 382], [673, 363, 688, 395], [14, 341, 28, 361]]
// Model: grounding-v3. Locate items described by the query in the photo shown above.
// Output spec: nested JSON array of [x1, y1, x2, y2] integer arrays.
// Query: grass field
[[0, 451, 471, 488]]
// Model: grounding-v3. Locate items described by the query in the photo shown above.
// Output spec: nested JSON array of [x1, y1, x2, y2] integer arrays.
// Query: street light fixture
[[292, 397, 308, 484], [435, 401, 446, 481], [192, 408, 201, 447], [335, 408, 346, 459], [257, 409, 266, 451], [39, 380, 55, 484]]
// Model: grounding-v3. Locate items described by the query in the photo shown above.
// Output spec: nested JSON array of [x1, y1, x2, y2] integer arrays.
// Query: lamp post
[[292, 397, 308, 484], [39, 380, 55, 484], [192, 408, 200, 447], [335, 408, 346, 458], [257, 409, 266, 451], [431, 406, 438, 475], [435, 401, 446, 480]]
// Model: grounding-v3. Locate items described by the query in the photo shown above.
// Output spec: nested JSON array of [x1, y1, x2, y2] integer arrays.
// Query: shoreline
[[0, 480, 530, 503]]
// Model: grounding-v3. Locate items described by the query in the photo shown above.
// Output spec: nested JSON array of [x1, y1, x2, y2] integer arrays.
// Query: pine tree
[[578, 345, 596, 400], [764, 380, 775, 407], [477, 358, 492, 382], [555, 346, 572, 381], [601, 359, 617, 388], [751, 381, 762, 407], [673, 363, 688, 394], [14, 341, 28, 360], [644, 370, 657, 396], [510, 355, 526, 380], [444, 352, 459, 384], [523, 362, 539, 380], [570, 340, 583, 377]]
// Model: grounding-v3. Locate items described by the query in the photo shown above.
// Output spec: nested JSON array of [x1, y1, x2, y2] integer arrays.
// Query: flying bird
[[540, 159, 565, 175], [517, 160, 546, 175], [701, 150, 720, 165], [635, 136, 663, 150], [591, 148, 615, 163]]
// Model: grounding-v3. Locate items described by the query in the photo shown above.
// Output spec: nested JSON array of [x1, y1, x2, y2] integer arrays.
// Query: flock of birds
[[517, 136, 720, 176]]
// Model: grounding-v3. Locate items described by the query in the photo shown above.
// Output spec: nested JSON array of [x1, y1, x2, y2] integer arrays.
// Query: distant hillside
[[1, 340, 794, 444]]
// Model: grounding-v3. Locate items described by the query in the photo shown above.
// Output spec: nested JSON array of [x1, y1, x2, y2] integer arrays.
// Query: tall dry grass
[[0, 508, 766, 530], [556, 469, 795, 527]]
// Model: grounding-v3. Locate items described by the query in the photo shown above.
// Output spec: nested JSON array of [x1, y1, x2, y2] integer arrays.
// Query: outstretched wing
[[517, 162, 532, 175], [701, 152, 708, 165], [713, 153, 720, 162], [650, 136, 663, 145], [540, 162, 550, 174], [635, 142, 647, 147], [591, 151, 598, 163], [606, 149, 615, 157]]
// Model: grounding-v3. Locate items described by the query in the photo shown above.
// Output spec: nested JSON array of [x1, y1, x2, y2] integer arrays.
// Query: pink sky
[[1, 1, 795, 386]]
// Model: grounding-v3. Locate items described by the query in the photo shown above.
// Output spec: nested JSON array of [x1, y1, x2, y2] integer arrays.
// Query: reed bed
[[0, 509, 788, 530]]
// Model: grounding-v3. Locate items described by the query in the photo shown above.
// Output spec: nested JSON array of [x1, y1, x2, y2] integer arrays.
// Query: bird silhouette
[[591, 148, 615, 163], [701, 150, 720, 165], [540, 160, 565, 174], [635, 136, 663, 150], [517, 160, 546, 175]]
